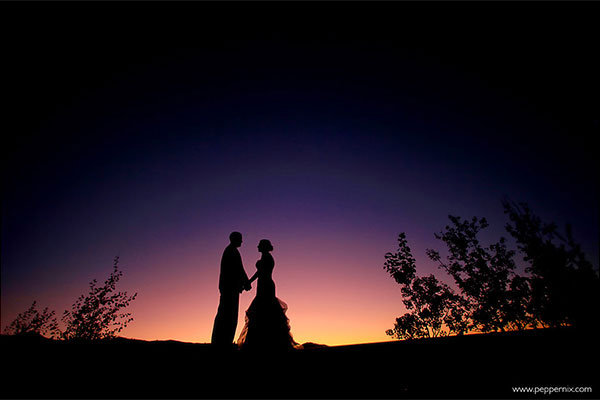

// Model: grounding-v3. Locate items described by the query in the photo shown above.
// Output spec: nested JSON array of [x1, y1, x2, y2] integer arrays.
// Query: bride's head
[[257, 239, 273, 253]]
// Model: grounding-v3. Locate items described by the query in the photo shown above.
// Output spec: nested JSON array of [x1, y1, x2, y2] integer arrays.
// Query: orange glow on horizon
[[2, 230, 441, 346]]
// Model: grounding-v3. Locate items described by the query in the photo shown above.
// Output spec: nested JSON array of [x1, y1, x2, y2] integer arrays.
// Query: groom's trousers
[[211, 291, 240, 346]]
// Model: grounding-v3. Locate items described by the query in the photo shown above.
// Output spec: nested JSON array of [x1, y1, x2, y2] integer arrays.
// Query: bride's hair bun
[[259, 239, 273, 251]]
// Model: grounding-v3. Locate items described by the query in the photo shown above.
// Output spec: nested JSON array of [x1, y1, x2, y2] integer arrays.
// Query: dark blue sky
[[2, 2, 598, 343]]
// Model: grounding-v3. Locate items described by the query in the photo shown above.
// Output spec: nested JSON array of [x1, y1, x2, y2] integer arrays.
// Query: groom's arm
[[242, 269, 253, 291], [236, 251, 251, 291], [248, 271, 258, 284]]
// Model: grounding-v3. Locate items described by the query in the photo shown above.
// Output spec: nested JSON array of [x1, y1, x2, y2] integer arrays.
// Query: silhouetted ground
[[2, 328, 597, 399]]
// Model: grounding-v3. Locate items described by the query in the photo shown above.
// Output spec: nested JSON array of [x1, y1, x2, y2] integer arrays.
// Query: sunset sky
[[2, 3, 598, 345]]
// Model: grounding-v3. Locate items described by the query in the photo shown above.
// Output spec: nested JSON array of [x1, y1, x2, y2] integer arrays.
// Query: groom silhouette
[[211, 231, 251, 348]]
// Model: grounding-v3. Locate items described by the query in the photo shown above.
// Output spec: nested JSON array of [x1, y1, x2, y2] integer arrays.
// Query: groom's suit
[[211, 243, 250, 346]]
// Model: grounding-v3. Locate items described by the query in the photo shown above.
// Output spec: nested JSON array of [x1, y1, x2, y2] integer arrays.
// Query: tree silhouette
[[426, 215, 528, 332], [502, 200, 599, 330], [3, 301, 59, 339], [384, 233, 469, 339], [384, 201, 597, 340], [61, 256, 138, 340]]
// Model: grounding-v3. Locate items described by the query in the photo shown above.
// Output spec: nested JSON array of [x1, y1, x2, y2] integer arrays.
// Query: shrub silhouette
[[384, 233, 469, 339], [61, 256, 138, 340], [3, 301, 59, 339]]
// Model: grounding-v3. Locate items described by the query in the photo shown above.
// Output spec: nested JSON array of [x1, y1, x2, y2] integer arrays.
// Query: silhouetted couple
[[211, 232, 297, 351]]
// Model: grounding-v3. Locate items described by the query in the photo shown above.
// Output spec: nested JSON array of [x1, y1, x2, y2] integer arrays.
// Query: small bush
[[61, 256, 137, 340], [3, 301, 59, 339]]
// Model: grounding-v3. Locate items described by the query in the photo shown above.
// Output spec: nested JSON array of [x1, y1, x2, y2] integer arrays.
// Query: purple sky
[[2, 2, 598, 344]]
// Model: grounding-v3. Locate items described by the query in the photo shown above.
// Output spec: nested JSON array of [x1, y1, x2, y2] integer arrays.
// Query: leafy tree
[[384, 201, 597, 339], [384, 233, 469, 340], [3, 301, 59, 339], [503, 275, 535, 331], [61, 256, 138, 340], [426, 215, 528, 332], [502, 200, 599, 329], [384, 232, 417, 287]]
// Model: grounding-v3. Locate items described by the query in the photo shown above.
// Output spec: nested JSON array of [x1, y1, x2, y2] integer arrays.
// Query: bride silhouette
[[237, 239, 298, 351]]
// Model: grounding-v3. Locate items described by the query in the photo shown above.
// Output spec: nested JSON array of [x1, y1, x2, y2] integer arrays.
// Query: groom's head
[[229, 231, 243, 248]]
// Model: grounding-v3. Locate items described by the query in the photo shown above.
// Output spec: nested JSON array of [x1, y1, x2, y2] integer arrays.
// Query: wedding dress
[[237, 253, 298, 350]]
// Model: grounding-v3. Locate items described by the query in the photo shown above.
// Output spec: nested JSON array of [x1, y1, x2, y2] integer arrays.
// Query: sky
[[2, 2, 598, 345]]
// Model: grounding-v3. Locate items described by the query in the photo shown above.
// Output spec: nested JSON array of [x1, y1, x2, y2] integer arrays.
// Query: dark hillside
[[2, 328, 596, 398]]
